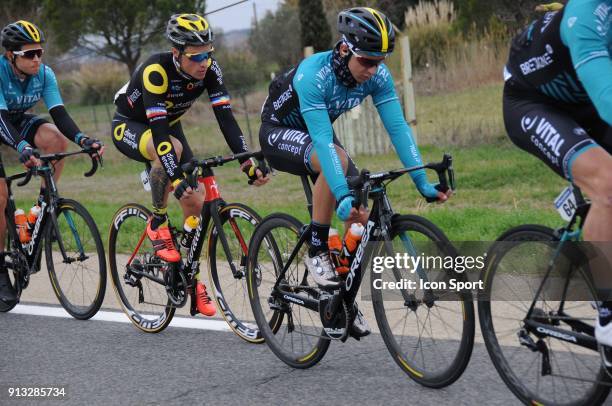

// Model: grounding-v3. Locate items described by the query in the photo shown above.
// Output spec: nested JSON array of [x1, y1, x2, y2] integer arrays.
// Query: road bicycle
[[247, 154, 476, 387], [0, 149, 106, 319], [478, 184, 612, 405], [109, 151, 266, 342]]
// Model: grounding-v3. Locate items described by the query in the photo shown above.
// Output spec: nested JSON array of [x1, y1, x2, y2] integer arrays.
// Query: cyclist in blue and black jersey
[[503, 0, 612, 345], [259, 7, 451, 338], [0, 21, 103, 306]]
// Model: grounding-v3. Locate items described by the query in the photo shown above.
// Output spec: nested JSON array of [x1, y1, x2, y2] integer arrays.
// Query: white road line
[[10, 304, 232, 332]]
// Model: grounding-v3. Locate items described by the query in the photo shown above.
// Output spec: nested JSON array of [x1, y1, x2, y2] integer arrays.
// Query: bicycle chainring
[[165, 265, 187, 307], [319, 291, 349, 340]]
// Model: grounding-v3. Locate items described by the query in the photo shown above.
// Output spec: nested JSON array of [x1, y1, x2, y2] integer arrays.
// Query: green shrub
[[74, 62, 129, 105]]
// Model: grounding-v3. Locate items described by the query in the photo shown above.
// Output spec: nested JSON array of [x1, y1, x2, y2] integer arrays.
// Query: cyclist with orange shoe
[[111, 14, 268, 316]]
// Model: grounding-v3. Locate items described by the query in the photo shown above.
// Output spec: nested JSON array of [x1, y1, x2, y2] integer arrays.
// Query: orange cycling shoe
[[195, 281, 216, 316], [146, 220, 181, 263]]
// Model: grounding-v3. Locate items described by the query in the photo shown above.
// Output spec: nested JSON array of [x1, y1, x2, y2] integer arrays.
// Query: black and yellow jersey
[[114, 52, 248, 181]]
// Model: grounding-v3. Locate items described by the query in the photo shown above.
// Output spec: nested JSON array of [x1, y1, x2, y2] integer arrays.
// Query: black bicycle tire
[[372, 214, 475, 388], [207, 202, 263, 343], [108, 203, 175, 333], [478, 224, 610, 406], [46, 198, 106, 320]]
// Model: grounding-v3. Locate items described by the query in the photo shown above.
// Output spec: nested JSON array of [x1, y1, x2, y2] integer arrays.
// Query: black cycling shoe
[[0, 271, 17, 305]]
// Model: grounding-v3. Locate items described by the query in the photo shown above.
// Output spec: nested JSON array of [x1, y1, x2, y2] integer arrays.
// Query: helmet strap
[[9, 52, 31, 78], [332, 40, 358, 88], [172, 50, 196, 81]]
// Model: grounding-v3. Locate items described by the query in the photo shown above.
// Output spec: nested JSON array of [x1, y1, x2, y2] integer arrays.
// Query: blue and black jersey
[[0, 55, 81, 152], [261, 51, 429, 200], [505, 0, 612, 124]]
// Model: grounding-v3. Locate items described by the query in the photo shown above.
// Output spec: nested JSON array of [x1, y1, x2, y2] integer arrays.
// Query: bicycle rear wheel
[[372, 214, 475, 387], [46, 198, 106, 320], [478, 225, 610, 405], [207, 202, 262, 343], [247, 214, 330, 368], [108, 204, 175, 333]]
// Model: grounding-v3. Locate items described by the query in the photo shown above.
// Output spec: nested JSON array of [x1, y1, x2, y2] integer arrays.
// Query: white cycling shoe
[[596, 316, 612, 348]]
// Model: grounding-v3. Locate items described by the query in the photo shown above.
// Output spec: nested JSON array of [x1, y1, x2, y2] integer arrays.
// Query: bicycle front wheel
[[371, 214, 475, 388], [207, 202, 263, 343], [478, 225, 610, 406], [108, 203, 175, 333], [45, 198, 106, 320]]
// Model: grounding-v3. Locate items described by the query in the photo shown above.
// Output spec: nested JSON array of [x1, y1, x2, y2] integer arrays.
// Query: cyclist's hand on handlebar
[[419, 182, 452, 203], [19, 146, 40, 168], [80, 136, 105, 156], [344, 206, 368, 225], [241, 157, 270, 187], [172, 178, 195, 200], [336, 194, 355, 221]]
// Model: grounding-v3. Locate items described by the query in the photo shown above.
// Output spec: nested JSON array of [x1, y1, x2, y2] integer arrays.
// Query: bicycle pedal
[[518, 329, 539, 351], [124, 273, 140, 288]]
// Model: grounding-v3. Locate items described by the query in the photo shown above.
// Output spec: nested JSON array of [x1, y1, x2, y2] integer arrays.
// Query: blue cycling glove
[[336, 194, 355, 221]]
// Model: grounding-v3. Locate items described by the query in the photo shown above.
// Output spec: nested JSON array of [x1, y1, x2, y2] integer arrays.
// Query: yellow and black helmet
[[338, 7, 395, 56], [166, 13, 213, 48], [1, 20, 45, 51]]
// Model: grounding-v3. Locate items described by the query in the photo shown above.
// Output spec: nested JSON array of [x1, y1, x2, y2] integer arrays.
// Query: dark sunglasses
[[183, 48, 213, 63], [13, 48, 44, 60], [349, 48, 385, 68]]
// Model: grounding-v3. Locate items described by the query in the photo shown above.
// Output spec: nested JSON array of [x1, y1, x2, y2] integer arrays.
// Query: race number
[[554, 185, 577, 222]]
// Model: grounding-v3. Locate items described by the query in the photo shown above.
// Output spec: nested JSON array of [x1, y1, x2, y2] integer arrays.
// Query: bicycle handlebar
[[347, 153, 455, 209], [14, 148, 102, 187], [180, 150, 269, 188]]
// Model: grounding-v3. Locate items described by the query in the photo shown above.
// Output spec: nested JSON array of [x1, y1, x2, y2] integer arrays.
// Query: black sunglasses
[[13, 49, 44, 60], [349, 48, 385, 68]]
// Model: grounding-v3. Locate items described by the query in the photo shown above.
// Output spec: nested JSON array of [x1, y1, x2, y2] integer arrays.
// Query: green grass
[[415, 82, 504, 146], [5, 139, 567, 245]]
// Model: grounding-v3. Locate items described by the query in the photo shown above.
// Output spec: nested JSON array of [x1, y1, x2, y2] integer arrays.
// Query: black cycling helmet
[[337, 7, 395, 56], [166, 13, 213, 49], [1, 20, 45, 51]]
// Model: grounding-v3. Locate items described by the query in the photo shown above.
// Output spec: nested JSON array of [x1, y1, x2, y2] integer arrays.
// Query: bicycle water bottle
[[27, 205, 41, 225], [344, 223, 364, 254], [180, 215, 200, 250], [14, 209, 30, 243], [328, 228, 348, 275], [338, 223, 365, 274]]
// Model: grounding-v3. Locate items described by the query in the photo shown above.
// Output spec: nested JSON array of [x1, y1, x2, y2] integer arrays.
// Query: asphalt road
[[3, 270, 612, 406], [0, 302, 526, 406]]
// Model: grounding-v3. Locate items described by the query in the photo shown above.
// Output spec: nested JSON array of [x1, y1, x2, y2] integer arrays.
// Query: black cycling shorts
[[259, 121, 358, 181], [11, 113, 49, 146], [503, 80, 612, 180], [111, 112, 193, 165]]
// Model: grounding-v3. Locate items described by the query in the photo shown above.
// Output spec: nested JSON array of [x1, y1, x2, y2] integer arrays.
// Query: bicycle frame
[[269, 182, 430, 317], [270, 198, 386, 313], [3, 150, 99, 290], [125, 167, 249, 293], [5, 170, 67, 273], [519, 186, 598, 352], [268, 156, 455, 321]]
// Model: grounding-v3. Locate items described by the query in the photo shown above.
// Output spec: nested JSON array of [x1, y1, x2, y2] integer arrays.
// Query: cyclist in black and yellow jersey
[[111, 13, 268, 317]]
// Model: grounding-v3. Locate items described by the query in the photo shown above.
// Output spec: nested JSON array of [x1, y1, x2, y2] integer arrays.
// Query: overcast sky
[[206, 0, 281, 32]]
